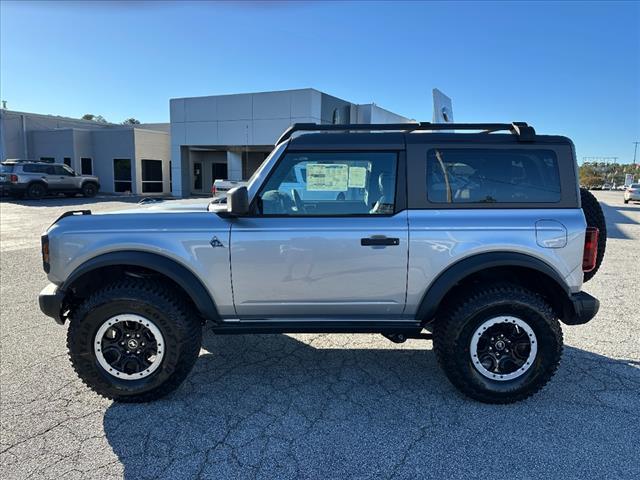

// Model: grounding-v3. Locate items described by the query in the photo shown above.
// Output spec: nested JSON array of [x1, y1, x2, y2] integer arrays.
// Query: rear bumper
[[38, 283, 65, 325], [563, 291, 599, 325]]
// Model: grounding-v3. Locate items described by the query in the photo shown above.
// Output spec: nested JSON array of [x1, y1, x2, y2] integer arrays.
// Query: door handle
[[361, 237, 400, 246]]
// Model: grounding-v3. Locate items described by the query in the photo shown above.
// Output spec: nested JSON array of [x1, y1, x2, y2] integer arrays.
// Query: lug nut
[[136, 350, 140, 354]]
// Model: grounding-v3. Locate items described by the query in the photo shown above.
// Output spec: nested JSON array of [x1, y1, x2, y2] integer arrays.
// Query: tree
[[81, 114, 108, 123], [121, 118, 141, 125]]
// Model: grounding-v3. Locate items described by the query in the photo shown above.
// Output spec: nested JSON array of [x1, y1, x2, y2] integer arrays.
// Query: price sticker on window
[[348, 167, 367, 188], [306, 164, 349, 191]]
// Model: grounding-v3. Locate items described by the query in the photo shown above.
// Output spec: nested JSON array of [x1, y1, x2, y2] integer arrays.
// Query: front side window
[[257, 152, 397, 216], [427, 149, 561, 204], [54, 165, 75, 176]]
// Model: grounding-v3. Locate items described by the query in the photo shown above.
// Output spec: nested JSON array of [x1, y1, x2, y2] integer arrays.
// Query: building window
[[113, 158, 132, 193], [40, 157, 55, 163], [63, 157, 72, 167], [81, 157, 93, 175], [169, 161, 172, 192], [141, 159, 163, 193], [212, 163, 228, 182]]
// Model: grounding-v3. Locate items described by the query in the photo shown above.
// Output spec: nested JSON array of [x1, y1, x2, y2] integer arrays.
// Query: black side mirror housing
[[226, 186, 249, 216]]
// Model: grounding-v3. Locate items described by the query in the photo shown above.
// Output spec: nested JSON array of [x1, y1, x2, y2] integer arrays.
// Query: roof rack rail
[[276, 121, 536, 144]]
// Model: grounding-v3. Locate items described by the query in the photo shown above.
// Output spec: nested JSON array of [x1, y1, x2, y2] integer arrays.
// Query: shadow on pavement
[[600, 200, 639, 240], [103, 330, 640, 479]]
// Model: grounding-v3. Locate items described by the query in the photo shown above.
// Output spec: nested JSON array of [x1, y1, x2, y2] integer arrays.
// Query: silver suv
[[0, 160, 100, 199], [38, 122, 606, 404]]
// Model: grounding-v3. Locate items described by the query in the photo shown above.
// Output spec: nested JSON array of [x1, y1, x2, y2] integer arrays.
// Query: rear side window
[[427, 149, 561, 204], [22, 164, 52, 174], [0, 164, 14, 173]]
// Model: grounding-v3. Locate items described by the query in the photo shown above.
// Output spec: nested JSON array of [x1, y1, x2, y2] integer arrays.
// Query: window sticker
[[348, 166, 367, 188], [306, 164, 349, 191]]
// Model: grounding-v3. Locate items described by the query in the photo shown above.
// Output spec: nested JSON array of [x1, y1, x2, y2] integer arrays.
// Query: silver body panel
[[46, 210, 236, 317], [229, 213, 409, 317], [405, 209, 585, 316]]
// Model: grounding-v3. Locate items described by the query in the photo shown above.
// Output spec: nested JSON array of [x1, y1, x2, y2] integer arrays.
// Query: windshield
[[63, 164, 76, 175], [247, 141, 288, 198]]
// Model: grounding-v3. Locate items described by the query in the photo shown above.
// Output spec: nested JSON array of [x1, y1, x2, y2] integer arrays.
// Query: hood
[[102, 198, 212, 215]]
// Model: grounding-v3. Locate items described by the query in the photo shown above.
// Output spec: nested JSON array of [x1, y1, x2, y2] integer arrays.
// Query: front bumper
[[38, 283, 66, 325], [563, 291, 600, 325]]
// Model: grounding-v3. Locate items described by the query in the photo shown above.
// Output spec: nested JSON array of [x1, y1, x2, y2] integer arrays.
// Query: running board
[[211, 319, 423, 335]]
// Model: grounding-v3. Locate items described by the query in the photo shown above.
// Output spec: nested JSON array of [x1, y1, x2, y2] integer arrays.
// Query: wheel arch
[[416, 251, 573, 325], [61, 251, 220, 322]]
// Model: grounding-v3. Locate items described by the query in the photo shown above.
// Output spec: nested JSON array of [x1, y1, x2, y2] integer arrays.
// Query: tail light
[[9, 174, 18, 183], [211, 184, 217, 196], [41, 235, 50, 273], [582, 227, 599, 272]]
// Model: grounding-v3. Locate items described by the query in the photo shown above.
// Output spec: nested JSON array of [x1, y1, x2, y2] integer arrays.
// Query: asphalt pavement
[[1, 191, 638, 479]]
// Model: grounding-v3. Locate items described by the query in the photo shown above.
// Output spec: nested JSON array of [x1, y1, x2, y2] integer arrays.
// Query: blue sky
[[1, 0, 639, 162]]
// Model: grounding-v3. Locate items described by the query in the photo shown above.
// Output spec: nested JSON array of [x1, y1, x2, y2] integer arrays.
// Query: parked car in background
[[0, 160, 100, 199], [211, 179, 247, 197], [601, 183, 612, 190], [624, 183, 640, 204]]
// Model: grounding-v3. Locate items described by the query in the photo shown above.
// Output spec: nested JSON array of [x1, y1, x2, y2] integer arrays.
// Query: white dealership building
[[169, 88, 412, 197], [1, 88, 413, 197]]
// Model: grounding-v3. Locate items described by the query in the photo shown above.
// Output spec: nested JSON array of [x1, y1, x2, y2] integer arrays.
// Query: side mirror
[[226, 186, 249, 216]]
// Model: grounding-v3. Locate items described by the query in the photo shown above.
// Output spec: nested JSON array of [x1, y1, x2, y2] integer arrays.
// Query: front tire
[[433, 284, 563, 404], [67, 279, 202, 402]]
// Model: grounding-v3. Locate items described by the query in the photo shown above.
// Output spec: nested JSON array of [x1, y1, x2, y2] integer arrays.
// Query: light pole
[[633, 141, 639, 166]]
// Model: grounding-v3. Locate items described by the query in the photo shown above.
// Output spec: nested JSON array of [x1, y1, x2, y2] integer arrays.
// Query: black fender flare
[[62, 251, 220, 322], [415, 251, 572, 323]]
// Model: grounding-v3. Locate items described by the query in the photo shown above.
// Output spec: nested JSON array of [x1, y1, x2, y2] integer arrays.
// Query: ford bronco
[[38, 122, 606, 403]]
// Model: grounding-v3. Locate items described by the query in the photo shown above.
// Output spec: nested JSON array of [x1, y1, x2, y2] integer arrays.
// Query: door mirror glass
[[226, 186, 249, 215]]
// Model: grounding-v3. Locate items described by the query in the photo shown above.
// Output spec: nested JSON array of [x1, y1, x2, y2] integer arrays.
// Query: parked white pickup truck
[[212, 179, 247, 197]]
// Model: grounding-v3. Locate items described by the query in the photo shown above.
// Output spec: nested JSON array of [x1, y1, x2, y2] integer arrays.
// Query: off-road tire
[[433, 284, 563, 404], [580, 188, 606, 282], [26, 182, 46, 199], [67, 279, 202, 402], [81, 182, 98, 198], [624, 198, 629, 204]]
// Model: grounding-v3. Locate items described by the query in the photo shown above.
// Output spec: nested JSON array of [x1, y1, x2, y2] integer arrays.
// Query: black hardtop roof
[[287, 131, 573, 150], [281, 122, 573, 149]]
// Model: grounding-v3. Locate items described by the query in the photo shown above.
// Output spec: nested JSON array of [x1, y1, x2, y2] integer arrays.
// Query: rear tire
[[580, 188, 606, 282], [67, 279, 202, 402], [26, 182, 46, 199], [82, 182, 98, 198], [624, 199, 629, 204], [433, 284, 563, 404]]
